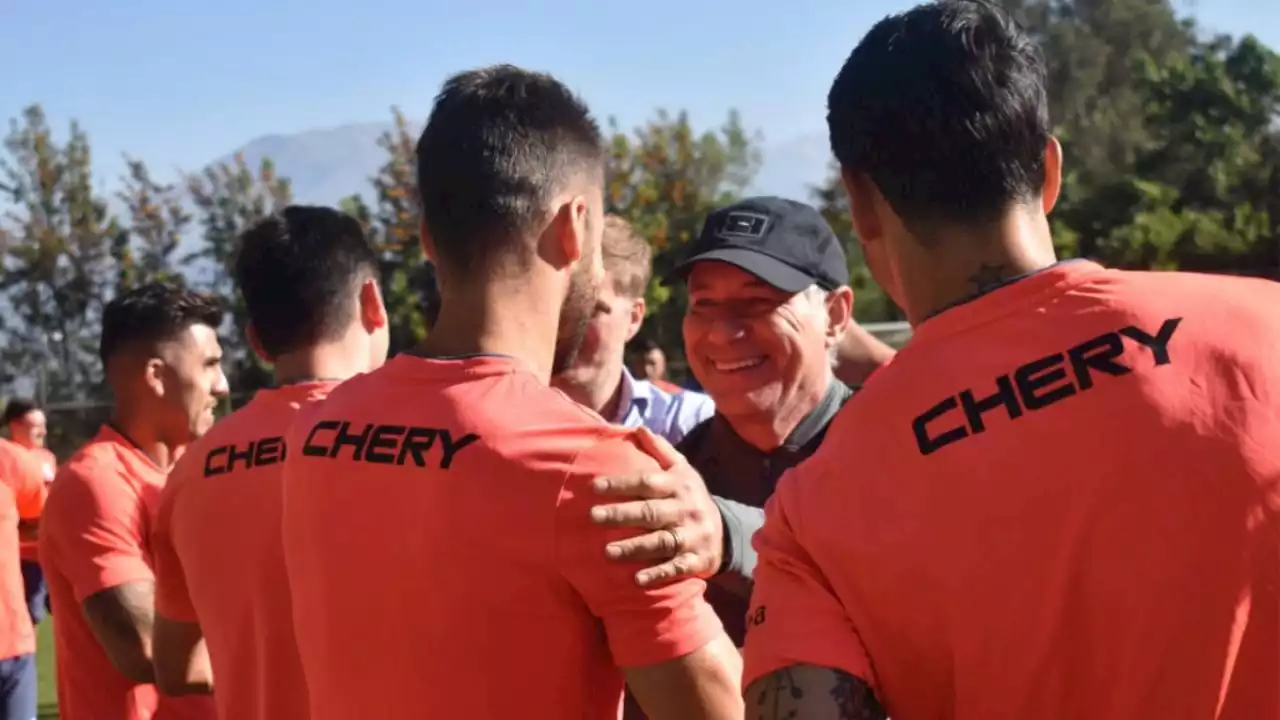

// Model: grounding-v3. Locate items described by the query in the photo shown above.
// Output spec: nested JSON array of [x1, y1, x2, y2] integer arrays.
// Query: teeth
[[714, 357, 764, 372]]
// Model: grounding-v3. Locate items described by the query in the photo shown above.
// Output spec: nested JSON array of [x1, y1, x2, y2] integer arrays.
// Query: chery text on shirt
[[40, 426, 216, 720], [743, 261, 1280, 720], [154, 382, 336, 720], [281, 354, 724, 720]]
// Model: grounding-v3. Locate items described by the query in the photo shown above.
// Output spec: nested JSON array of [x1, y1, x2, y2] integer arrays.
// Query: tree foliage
[[1, 0, 1278, 428]]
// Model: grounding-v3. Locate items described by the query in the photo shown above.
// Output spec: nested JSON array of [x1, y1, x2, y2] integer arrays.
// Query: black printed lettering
[[1013, 352, 1076, 411], [746, 605, 767, 630], [958, 374, 1023, 434], [912, 396, 968, 456], [1068, 332, 1131, 390], [201, 436, 288, 478], [300, 420, 480, 470], [1118, 317, 1181, 366], [911, 317, 1183, 457]]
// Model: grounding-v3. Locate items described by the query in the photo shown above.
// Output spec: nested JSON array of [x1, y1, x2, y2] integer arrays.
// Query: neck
[[724, 372, 831, 452], [108, 403, 178, 468], [420, 279, 560, 385], [555, 368, 625, 420], [898, 207, 1058, 324], [272, 341, 370, 386]]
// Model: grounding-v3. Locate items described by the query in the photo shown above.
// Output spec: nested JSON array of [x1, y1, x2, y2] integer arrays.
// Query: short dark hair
[[1, 398, 37, 427], [100, 282, 224, 366], [828, 0, 1050, 233], [415, 64, 604, 275], [233, 205, 379, 357], [422, 262, 442, 332]]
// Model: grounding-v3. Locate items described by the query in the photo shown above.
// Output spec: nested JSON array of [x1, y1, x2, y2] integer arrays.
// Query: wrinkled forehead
[[686, 261, 789, 297]]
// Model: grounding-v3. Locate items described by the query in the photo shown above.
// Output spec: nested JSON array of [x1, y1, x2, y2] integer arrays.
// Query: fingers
[[631, 426, 683, 470], [603, 528, 681, 562], [635, 552, 704, 587], [590, 498, 679, 529], [591, 471, 673, 500]]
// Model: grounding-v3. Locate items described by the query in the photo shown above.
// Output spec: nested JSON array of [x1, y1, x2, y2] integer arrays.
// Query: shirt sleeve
[[151, 469, 197, 622], [43, 463, 154, 603], [709, 495, 762, 597], [553, 430, 725, 668], [13, 456, 47, 521], [741, 473, 877, 690]]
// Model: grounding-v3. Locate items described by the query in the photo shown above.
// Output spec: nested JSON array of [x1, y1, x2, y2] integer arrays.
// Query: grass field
[[36, 619, 57, 719]]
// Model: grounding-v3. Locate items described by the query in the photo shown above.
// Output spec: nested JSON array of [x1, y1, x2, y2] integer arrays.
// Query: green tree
[[185, 154, 292, 395], [0, 105, 122, 404], [605, 109, 762, 365], [114, 157, 189, 291]]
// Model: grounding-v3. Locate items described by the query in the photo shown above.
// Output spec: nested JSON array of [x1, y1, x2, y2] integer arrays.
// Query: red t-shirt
[[0, 481, 35, 661], [153, 382, 336, 720], [744, 262, 1280, 719], [0, 438, 47, 562], [281, 354, 724, 719], [40, 426, 216, 720]]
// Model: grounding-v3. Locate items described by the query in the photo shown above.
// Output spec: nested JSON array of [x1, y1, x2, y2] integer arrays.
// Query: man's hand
[[590, 429, 724, 587]]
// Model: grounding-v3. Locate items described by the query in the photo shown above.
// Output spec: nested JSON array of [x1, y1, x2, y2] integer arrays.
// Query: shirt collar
[[708, 374, 852, 457], [613, 367, 650, 424]]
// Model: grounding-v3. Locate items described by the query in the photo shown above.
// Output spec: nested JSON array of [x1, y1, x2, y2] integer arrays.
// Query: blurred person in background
[[628, 337, 683, 393], [1, 400, 55, 484], [0, 475, 42, 720], [553, 215, 714, 444], [1, 400, 53, 626], [40, 282, 226, 720], [741, 2, 1280, 717], [151, 205, 389, 720]]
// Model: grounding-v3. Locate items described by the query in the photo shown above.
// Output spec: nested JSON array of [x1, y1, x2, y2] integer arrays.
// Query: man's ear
[[824, 286, 855, 348], [1042, 135, 1063, 215], [143, 357, 167, 397], [359, 278, 388, 332], [540, 195, 587, 270], [419, 220, 437, 264], [625, 297, 646, 342], [245, 323, 272, 364]]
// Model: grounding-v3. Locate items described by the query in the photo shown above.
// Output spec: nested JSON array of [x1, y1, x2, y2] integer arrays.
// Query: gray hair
[[802, 285, 841, 366]]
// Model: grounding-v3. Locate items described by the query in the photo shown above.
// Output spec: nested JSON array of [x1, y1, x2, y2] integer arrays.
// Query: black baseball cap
[[664, 196, 850, 293]]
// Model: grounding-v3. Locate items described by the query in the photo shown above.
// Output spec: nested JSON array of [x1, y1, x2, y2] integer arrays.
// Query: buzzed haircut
[[828, 0, 1050, 234], [415, 64, 605, 276], [100, 282, 224, 366], [232, 205, 379, 357], [602, 215, 652, 299], [1, 398, 37, 427]]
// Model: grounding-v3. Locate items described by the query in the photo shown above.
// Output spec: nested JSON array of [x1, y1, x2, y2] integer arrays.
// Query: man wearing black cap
[[669, 195, 857, 637]]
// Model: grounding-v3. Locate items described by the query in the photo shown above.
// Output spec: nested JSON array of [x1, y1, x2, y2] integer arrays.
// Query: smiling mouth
[[712, 357, 766, 373]]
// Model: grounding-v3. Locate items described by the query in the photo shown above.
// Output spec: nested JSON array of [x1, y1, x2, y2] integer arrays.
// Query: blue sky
[[2, 0, 1276, 185]]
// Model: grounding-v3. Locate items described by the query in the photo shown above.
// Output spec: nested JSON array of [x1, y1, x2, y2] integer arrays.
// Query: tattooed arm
[[82, 580, 158, 683], [745, 666, 886, 720]]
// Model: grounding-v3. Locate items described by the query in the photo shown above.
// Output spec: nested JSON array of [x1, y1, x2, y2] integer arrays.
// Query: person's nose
[[703, 315, 748, 346], [212, 368, 231, 398]]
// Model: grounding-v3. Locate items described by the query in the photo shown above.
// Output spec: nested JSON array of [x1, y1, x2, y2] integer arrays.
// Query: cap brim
[[663, 248, 816, 293]]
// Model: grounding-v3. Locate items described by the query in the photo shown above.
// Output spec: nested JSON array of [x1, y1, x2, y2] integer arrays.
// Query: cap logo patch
[[720, 212, 769, 238]]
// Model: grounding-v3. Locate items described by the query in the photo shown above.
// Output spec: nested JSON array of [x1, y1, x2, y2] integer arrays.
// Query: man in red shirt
[[741, 2, 1280, 718], [281, 64, 741, 719], [0, 454, 43, 718], [151, 205, 389, 720], [40, 283, 226, 720], [0, 404, 50, 625]]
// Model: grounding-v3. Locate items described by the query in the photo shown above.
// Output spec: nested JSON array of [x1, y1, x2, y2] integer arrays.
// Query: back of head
[[602, 215, 652, 299], [1, 398, 37, 430], [233, 205, 379, 358], [415, 64, 605, 277], [829, 0, 1049, 236], [100, 282, 224, 370]]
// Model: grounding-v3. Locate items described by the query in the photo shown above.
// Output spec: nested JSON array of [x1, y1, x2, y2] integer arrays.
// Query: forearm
[[709, 496, 762, 597], [745, 665, 886, 720]]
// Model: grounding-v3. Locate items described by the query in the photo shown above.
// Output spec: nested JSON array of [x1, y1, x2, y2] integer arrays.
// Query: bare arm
[[745, 665, 886, 720], [81, 580, 157, 683], [625, 633, 743, 720], [833, 324, 896, 387], [153, 615, 214, 696]]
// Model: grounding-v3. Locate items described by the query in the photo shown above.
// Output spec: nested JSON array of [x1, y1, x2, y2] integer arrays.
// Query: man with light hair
[[553, 215, 714, 443]]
